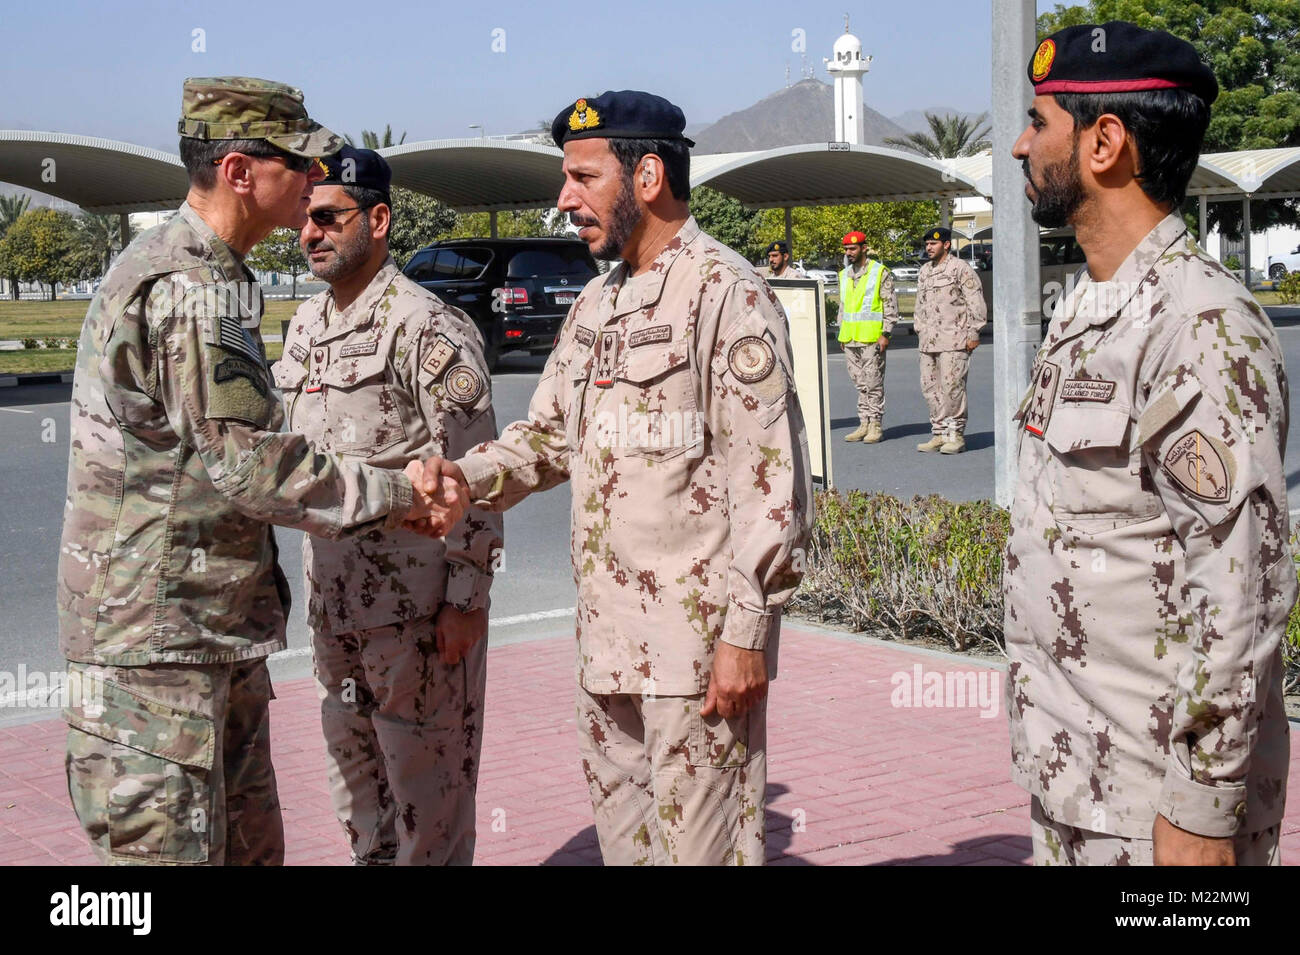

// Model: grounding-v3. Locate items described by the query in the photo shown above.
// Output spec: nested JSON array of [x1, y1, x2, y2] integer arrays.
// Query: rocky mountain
[[689, 79, 909, 155]]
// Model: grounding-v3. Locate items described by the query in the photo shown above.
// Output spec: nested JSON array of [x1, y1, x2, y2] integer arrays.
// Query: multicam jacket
[[274, 259, 502, 634], [1005, 213, 1294, 838], [457, 217, 813, 696], [58, 204, 414, 665], [914, 253, 987, 352]]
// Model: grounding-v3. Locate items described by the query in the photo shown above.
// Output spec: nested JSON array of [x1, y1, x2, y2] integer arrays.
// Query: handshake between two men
[[401, 457, 469, 538]]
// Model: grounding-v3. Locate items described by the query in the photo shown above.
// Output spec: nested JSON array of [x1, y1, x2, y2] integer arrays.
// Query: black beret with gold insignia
[[1028, 21, 1218, 106], [317, 145, 391, 202], [551, 90, 695, 148], [923, 227, 951, 243]]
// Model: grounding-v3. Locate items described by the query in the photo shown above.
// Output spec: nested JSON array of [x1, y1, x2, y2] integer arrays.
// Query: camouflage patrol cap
[[178, 77, 342, 158]]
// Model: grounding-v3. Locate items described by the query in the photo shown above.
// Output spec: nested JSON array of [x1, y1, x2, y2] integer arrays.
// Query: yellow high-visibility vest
[[838, 260, 886, 343]]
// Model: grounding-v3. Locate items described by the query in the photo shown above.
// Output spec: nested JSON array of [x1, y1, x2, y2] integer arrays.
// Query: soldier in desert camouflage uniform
[[1006, 23, 1293, 865], [756, 240, 808, 279], [426, 90, 812, 865], [914, 226, 986, 454], [57, 78, 461, 866], [839, 234, 899, 444], [274, 146, 501, 865]]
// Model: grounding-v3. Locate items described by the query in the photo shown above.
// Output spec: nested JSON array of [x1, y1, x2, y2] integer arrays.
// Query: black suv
[[402, 238, 599, 370]]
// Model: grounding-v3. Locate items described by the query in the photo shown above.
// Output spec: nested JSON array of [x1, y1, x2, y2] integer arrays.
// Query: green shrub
[[795, 489, 1300, 691], [1276, 271, 1300, 304], [42, 336, 65, 349], [792, 490, 1008, 651], [1223, 254, 1241, 271], [21, 337, 38, 350]]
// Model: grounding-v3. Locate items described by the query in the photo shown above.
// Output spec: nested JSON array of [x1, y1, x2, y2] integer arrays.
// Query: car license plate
[[554, 293, 576, 305]]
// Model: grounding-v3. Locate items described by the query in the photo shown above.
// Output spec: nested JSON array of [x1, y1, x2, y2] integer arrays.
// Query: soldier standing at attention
[[913, 226, 986, 454], [57, 79, 462, 866], [275, 146, 502, 865], [1007, 22, 1293, 865], [424, 90, 812, 866], [839, 233, 899, 444], [756, 240, 807, 279]]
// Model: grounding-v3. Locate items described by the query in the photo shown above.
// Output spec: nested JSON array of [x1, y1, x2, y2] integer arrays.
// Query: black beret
[[924, 227, 951, 243], [766, 241, 790, 254], [1028, 21, 1218, 105], [551, 90, 695, 148], [316, 144, 392, 201]]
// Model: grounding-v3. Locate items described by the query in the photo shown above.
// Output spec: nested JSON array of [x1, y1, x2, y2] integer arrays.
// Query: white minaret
[[824, 16, 872, 144]]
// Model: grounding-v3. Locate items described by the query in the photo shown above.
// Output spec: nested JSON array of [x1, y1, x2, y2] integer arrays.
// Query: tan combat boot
[[862, 420, 883, 443], [917, 434, 945, 452], [845, 423, 870, 442], [940, 430, 965, 454]]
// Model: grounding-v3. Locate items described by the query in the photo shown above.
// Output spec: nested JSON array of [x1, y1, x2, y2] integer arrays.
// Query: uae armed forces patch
[[444, 364, 484, 405], [1163, 429, 1231, 503], [728, 336, 775, 384]]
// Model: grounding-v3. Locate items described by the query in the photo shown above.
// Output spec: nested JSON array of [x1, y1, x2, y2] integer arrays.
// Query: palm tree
[[0, 193, 31, 299], [884, 112, 992, 159], [884, 113, 991, 235], [343, 125, 407, 149], [77, 213, 123, 278]]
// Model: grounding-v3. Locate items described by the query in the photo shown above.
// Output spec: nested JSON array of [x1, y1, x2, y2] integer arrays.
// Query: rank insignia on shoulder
[[728, 336, 775, 383], [305, 346, 327, 393], [1163, 429, 1231, 503], [444, 364, 484, 405], [594, 330, 619, 387], [1024, 361, 1060, 438], [422, 333, 458, 379]]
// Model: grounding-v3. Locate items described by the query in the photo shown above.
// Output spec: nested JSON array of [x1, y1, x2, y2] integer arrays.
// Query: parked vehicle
[[402, 237, 599, 371], [1267, 244, 1300, 280]]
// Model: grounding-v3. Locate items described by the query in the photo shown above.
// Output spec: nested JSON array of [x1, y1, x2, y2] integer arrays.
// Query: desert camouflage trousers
[[313, 613, 487, 866], [843, 342, 886, 424], [1030, 797, 1281, 866], [577, 685, 767, 866], [64, 659, 284, 866], [918, 349, 971, 436]]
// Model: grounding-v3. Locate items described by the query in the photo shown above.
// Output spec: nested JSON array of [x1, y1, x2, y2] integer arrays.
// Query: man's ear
[[370, 202, 392, 241], [217, 152, 256, 196], [635, 154, 666, 203], [1088, 113, 1133, 178]]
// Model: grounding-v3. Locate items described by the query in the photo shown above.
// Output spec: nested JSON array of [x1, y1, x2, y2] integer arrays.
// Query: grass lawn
[[0, 299, 299, 374]]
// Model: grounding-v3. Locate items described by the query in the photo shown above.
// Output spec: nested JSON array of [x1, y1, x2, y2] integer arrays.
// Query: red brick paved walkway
[[3, 625, 1298, 865]]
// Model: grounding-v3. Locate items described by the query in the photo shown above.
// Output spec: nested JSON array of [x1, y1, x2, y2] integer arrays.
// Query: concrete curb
[[0, 371, 73, 387]]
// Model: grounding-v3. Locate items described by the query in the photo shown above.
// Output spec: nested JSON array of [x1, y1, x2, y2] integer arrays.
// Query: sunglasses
[[306, 204, 377, 227], [212, 151, 315, 174]]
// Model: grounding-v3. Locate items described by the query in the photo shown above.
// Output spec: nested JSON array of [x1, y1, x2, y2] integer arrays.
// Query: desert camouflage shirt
[[1005, 213, 1294, 838], [57, 204, 414, 665], [914, 253, 987, 352], [457, 217, 813, 696], [275, 259, 502, 634]]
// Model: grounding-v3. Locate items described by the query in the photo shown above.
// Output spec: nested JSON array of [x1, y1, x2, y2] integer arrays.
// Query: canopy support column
[[784, 206, 793, 251], [489, 210, 499, 239], [118, 213, 131, 250], [1198, 195, 1207, 243], [1242, 197, 1252, 289]]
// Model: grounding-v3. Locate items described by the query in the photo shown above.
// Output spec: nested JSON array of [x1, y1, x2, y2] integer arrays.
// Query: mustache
[[569, 212, 600, 228], [305, 239, 334, 253]]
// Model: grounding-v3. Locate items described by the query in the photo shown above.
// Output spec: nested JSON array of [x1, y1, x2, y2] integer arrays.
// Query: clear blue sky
[[1, 0, 999, 150]]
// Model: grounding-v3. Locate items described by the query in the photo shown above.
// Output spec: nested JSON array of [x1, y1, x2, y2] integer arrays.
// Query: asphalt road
[[5, 310, 1300, 722]]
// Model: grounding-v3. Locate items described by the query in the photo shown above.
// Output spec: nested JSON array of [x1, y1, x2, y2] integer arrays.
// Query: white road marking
[[0, 407, 33, 414], [265, 607, 576, 662]]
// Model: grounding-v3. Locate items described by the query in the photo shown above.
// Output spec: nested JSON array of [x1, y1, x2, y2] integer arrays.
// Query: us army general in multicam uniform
[[444, 91, 812, 865], [1006, 23, 1293, 865], [913, 226, 986, 454], [274, 146, 502, 865], [57, 79, 453, 866]]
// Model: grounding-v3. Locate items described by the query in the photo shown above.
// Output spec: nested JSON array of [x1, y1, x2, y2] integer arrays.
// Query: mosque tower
[[824, 16, 872, 144]]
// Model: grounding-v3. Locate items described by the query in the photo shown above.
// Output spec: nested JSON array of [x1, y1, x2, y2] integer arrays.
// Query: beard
[[572, 176, 643, 261], [305, 223, 372, 283], [1023, 149, 1085, 229]]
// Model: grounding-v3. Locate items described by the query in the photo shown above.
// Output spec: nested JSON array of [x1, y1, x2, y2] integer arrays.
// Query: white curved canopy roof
[[690, 143, 984, 206], [1, 131, 1296, 215], [379, 138, 563, 212], [0, 130, 188, 213]]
